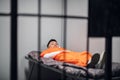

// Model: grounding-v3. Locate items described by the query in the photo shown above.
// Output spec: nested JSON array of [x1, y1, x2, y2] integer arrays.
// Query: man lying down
[[40, 39, 104, 68]]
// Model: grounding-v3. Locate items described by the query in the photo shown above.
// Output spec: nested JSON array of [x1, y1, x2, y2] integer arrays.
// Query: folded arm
[[43, 50, 64, 58]]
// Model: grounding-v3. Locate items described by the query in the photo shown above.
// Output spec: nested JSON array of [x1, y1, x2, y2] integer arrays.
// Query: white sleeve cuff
[[43, 50, 63, 58]]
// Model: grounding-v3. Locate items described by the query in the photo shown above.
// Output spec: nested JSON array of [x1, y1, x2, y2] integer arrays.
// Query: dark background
[[89, 0, 120, 37]]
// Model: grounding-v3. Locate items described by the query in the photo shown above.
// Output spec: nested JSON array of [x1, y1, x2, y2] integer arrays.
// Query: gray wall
[[0, 0, 120, 80], [0, 0, 10, 79], [0, 16, 10, 80]]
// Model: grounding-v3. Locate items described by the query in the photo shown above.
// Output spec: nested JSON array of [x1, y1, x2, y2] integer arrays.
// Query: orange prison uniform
[[40, 47, 92, 67]]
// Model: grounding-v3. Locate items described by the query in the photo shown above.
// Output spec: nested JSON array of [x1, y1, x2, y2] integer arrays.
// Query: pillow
[[27, 51, 40, 61]]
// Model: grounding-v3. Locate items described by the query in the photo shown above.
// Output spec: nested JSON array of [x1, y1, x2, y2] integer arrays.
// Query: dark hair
[[47, 39, 57, 48]]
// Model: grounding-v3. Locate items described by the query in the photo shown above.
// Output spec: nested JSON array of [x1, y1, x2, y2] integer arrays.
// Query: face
[[48, 41, 59, 48]]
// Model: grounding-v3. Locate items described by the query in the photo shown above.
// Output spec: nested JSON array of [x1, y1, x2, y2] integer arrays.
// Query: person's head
[[47, 39, 59, 48]]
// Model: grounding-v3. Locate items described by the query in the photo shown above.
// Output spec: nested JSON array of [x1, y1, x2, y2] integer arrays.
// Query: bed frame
[[25, 51, 120, 80]]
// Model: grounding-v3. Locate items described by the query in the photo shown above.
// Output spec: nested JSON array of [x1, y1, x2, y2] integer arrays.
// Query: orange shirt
[[40, 47, 92, 67]]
